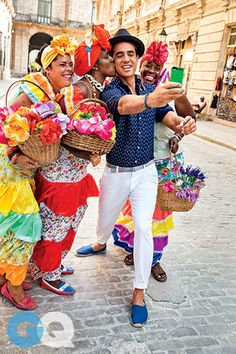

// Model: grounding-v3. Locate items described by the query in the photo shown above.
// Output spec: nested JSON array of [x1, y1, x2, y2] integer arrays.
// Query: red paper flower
[[38, 119, 62, 145], [24, 111, 42, 134]]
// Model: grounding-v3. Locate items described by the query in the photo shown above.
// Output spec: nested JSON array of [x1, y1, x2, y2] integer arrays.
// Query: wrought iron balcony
[[14, 12, 85, 29]]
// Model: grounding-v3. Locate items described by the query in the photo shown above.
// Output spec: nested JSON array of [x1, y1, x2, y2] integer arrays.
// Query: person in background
[[112, 41, 196, 282], [192, 96, 206, 113]]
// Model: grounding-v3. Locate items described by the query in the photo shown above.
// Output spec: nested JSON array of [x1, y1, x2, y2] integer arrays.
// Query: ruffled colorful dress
[[30, 147, 99, 281], [0, 145, 42, 286], [16, 73, 99, 282], [112, 122, 184, 265]]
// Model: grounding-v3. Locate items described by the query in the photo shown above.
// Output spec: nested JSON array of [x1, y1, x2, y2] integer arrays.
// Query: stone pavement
[[193, 120, 236, 152], [0, 134, 236, 354]]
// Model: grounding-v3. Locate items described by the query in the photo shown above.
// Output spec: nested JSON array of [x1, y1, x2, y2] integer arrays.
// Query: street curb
[[193, 132, 236, 152], [214, 117, 236, 128]]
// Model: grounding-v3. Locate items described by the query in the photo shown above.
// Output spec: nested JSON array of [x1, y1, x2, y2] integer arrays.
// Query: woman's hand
[[89, 154, 101, 167], [16, 155, 40, 170], [175, 116, 197, 135], [169, 136, 179, 154]]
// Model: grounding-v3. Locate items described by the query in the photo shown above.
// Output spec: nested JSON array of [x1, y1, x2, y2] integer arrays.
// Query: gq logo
[[7, 311, 74, 348]]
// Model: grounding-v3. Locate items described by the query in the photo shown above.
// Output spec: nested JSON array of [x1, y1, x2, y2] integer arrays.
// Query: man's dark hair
[[110, 42, 138, 57]]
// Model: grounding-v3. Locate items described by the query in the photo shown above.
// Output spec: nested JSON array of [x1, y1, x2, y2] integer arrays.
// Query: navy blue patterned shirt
[[101, 76, 173, 167]]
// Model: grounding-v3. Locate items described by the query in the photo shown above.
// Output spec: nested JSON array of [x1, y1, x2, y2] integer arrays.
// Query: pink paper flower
[[0, 129, 8, 144], [162, 181, 175, 193], [75, 116, 101, 135], [74, 116, 115, 140], [0, 106, 18, 121], [94, 119, 115, 140]]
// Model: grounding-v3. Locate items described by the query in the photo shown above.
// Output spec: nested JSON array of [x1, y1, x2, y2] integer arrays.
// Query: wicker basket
[[18, 131, 61, 165], [5, 80, 60, 165], [62, 130, 114, 154], [62, 98, 115, 155], [157, 181, 195, 212], [156, 154, 196, 212]]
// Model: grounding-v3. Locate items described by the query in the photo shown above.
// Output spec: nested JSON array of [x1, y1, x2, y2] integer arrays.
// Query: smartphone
[[170, 66, 184, 85]]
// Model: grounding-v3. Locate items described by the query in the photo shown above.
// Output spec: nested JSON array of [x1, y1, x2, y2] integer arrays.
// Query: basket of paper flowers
[[62, 98, 116, 155], [0, 101, 69, 165], [157, 159, 207, 212]]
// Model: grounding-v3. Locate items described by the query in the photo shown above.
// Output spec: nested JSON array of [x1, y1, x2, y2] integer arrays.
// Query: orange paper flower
[[3, 112, 30, 146], [50, 34, 78, 56]]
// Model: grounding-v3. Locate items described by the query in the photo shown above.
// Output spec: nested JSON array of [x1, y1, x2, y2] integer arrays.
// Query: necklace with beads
[[84, 74, 105, 99]]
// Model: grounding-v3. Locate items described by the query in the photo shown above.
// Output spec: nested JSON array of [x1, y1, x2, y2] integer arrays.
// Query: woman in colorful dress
[[0, 143, 41, 309], [18, 34, 100, 296], [1, 34, 86, 298], [112, 41, 196, 281]]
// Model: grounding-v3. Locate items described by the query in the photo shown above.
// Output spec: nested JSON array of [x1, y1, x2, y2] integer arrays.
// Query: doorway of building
[[178, 37, 193, 93]]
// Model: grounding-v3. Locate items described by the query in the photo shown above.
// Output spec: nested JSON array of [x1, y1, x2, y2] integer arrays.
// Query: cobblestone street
[[0, 134, 236, 354]]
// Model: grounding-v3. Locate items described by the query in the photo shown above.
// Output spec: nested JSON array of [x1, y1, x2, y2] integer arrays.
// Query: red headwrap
[[74, 24, 111, 76], [140, 41, 169, 67]]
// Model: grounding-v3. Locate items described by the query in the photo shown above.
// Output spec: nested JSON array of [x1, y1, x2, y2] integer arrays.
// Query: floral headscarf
[[74, 24, 111, 76], [41, 34, 78, 70], [140, 41, 169, 67]]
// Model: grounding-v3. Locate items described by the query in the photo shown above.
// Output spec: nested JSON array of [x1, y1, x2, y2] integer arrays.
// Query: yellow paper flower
[[3, 113, 30, 146], [110, 126, 116, 141], [36, 121, 44, 129], [16, 107, 31, 116], [72, 110, 83, 121]]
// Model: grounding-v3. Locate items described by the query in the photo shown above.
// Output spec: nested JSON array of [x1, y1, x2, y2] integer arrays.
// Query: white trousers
[[97, 163, 158, 289]]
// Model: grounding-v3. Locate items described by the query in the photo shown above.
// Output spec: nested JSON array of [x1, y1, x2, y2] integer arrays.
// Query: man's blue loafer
[[75, 244, 106, 257], [130, 303, 148, 328]]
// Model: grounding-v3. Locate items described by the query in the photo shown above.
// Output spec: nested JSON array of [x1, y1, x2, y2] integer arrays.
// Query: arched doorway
[[28, 32, 52, 71]]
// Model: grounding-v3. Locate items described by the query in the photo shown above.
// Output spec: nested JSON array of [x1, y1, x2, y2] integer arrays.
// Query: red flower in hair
[[94, 24, 111, 52], [141, 41, 169, 66]]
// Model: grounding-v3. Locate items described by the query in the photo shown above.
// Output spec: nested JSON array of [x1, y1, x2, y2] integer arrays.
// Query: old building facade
[[11, 0, 93, 77], [96, 0, 236, 121], [0, 0, 15, 79]]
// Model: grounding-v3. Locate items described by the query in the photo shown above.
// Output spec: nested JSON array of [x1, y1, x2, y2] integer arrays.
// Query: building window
[[229, 28, 236, 47], [37, 0, 52, 24]]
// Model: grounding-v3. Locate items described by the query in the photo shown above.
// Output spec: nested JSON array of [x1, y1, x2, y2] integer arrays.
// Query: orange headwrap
[[74, 24, 111, 76], [41, 34, 78, 70]]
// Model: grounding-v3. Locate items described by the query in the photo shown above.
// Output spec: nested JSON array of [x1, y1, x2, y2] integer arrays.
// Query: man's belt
[[106, 160, 154, 173]]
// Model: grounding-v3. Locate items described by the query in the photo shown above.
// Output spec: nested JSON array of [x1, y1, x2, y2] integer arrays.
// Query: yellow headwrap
[[41, 34, 78, 70]]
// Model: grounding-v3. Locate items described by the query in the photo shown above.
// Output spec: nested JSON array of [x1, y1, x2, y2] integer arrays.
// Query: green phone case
[[170, 67, 184, 84]]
